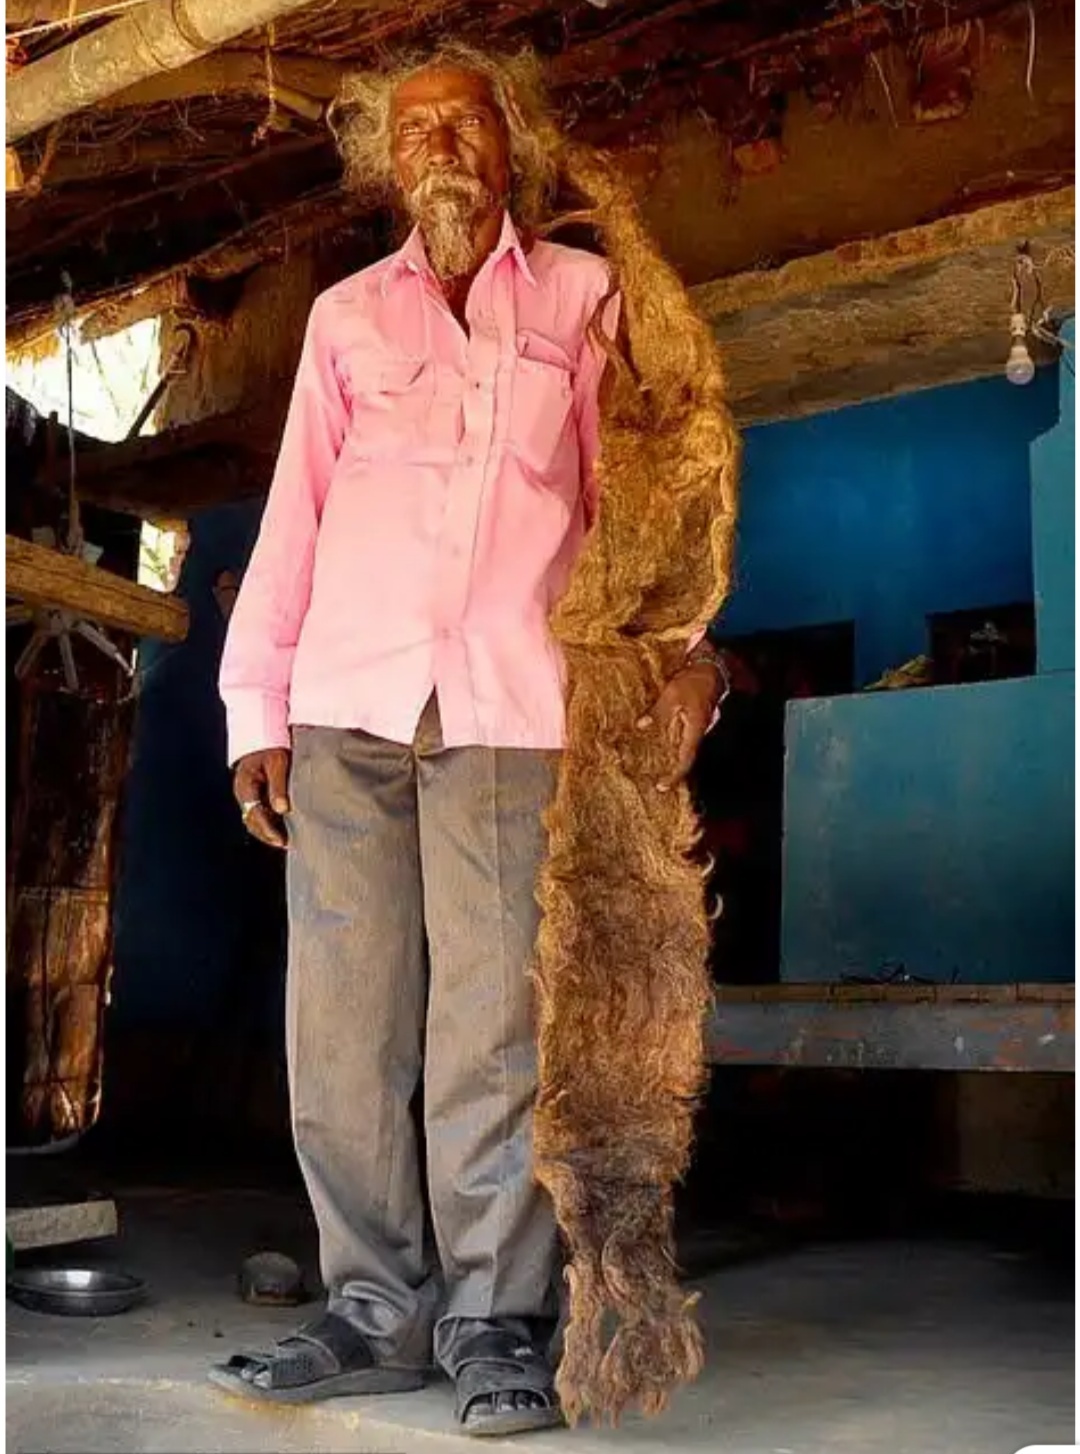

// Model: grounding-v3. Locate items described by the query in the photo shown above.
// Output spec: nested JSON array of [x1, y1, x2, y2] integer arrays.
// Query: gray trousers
[[285, 696, 559, 1375]]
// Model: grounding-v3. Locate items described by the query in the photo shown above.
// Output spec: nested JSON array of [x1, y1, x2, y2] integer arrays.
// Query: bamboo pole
[[6, 0, 339, 144]]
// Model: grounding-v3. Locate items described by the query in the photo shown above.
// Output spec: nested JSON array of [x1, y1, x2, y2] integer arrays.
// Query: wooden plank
[[7, 1198, 117, 1251], [693, 187, 1075, 423], [1016, 983, 1075, 1003], [6, 535, 188, 641], [713, 984, 1073, 1005], [707, 992, 1074, 1071]]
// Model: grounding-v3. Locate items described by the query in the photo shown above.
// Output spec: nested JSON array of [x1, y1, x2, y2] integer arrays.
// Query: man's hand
[[637, 662, 725, 793], [234, 748, 292, 849]]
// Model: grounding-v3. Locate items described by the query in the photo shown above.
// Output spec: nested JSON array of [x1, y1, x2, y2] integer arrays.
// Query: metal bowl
[[7, 1267, 147, 1317]]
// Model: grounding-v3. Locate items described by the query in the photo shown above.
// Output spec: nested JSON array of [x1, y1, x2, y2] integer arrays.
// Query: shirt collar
[[380, 209, 537, 296]]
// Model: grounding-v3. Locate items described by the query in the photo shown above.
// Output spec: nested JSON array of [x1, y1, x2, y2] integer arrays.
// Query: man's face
[[390, 65, 511, 280]]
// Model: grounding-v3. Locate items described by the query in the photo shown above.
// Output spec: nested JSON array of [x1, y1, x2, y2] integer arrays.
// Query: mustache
[[406, 168, 492, 209]]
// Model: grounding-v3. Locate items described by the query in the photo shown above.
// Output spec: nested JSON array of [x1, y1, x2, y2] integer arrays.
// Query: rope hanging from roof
[[7, 278, 194, 693]]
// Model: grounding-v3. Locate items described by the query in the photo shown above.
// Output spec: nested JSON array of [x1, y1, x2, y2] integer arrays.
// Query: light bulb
[[1005, 311, 1035, 385], [1006, 339, 1035, 386]]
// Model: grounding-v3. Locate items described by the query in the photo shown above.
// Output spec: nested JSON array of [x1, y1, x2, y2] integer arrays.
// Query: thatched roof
[[7, 0, 1054, 347]]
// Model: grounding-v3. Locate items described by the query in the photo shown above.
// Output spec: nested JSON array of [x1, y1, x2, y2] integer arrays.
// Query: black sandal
[[452, 1329, 563, 1438], [208, 1310, 426, 1406]]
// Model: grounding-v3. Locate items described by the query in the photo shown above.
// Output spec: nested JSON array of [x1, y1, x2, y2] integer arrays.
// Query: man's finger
[[265, 752, 292, 817], [657, 710, 703, 793], [637, 688, 676, 733], [233, 759, 265, 807], [243, 803, 288, 850]]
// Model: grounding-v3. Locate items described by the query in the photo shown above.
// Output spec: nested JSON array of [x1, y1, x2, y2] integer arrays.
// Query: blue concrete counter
[[781, 674, 1074, 984]]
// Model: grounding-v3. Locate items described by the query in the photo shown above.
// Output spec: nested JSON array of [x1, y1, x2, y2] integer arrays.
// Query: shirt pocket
[[507, 331, 575, 480], [342, 355, 438, 461]]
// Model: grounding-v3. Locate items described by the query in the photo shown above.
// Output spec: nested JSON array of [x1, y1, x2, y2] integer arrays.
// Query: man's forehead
[[391, 65, 501, 116]]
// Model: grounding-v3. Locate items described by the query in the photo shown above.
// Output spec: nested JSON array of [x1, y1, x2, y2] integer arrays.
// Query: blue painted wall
[[1032, 319, 1076, 674], [782, 674, 1074, 983], [780, 342, 1075, 985], [720, 371, 1057, 683]]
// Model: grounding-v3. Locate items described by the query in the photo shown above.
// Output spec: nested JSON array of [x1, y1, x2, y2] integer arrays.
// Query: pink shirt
[[219, 213, 617, 763]]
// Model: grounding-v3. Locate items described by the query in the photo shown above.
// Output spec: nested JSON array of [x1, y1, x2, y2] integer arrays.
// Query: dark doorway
[[691, 621, 855, 984], [928, 601, 1036, 685]]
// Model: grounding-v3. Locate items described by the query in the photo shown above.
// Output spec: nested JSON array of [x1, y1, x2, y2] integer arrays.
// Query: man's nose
[[425, 125, 459, 166]]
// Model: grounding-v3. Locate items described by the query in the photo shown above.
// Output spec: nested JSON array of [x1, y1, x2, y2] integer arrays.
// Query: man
[[211, 43, 728, 1437]]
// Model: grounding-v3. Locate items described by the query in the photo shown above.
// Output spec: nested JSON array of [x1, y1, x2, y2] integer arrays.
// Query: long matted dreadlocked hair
[[330, 42, 741, 1427]]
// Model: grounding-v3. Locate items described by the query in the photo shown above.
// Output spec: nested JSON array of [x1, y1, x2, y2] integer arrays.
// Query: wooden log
[[77, 441, 275, 517], [75, 450, 271, 518], [100, 50, 343, 113], [75, 401, 279, 473], [6, 0, 107, 25], [78, 277, 195, 344], [6, 535, 189, 641], [6, 0, 348, 144], [47, 404, 280, 517], [693, 186, 1076, 422], [695, 187, 1076, 320]]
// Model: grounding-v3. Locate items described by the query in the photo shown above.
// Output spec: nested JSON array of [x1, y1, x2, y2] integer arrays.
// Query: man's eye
[[398, 121, 423, 138], [458, 114, 482, 129]]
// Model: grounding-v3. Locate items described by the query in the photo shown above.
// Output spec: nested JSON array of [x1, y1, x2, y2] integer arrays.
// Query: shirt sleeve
[[218, 294, 348, 766]]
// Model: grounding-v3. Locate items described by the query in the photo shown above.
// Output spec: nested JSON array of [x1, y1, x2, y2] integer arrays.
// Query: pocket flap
[[515, 331, 573, 373], [374, 359, 427, 393], [342, 351, 427, 399]]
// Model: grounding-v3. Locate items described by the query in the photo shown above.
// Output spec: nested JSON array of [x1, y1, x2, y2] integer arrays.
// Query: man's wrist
[[683, 639, 731, 706]]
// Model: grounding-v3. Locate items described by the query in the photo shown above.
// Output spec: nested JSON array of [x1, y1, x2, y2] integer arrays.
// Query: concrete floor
[[7, 1188, 1075, 1454]]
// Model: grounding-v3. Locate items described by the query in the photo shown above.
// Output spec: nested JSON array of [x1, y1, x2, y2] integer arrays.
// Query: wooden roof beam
[[6, 0, 343, 144], [97, 50, 344, 115], [6, 535, 189, 640], [71, 405, 280, 518], [693, 186, 1076, 424]]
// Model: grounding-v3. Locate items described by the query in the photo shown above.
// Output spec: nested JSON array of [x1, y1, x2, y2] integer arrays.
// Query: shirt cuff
[[224, 691, 291, 767]]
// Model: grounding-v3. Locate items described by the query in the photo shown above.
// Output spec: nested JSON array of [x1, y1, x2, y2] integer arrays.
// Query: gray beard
[[405, 172, 499, 282]]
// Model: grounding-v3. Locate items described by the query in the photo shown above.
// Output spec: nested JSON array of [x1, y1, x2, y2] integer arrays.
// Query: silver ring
[[240, 799, 260, 820]]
